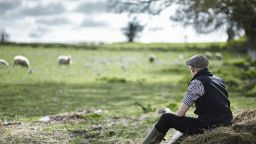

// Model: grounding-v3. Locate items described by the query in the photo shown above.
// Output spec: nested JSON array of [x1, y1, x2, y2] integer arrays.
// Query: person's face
[[188, 66, 197, 77]]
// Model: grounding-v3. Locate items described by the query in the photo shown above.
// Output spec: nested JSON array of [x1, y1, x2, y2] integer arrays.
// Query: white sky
[[0, 0, 228, 43]]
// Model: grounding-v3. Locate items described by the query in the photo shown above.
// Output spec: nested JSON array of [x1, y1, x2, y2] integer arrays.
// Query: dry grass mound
[[232, 109, 256, 124], [0, 109, 106, 144], [182, 109, 256, 144], [0, 125, 70, 144], [38, 109, 105, 123], [232, 109, 256, 137]]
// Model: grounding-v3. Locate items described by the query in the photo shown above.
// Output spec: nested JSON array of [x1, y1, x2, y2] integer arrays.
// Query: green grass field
[[0, 43, 255, 143]]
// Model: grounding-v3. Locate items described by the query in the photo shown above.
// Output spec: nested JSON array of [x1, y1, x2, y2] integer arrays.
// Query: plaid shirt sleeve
[[182, 79, 205, 106]]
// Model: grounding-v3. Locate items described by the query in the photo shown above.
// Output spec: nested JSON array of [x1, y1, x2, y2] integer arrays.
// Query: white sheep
[[204, 51, 212, 59], [58, 55, 72, 65], [149, 54, 156, 63], [0, 59, 9, 67], [215, 52, 223, 60], [179, 54, 184, 60], [13, 55, 30, 68]]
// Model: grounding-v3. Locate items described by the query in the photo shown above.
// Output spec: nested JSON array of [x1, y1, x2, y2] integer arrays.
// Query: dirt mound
[[181, 109, 256, 144]]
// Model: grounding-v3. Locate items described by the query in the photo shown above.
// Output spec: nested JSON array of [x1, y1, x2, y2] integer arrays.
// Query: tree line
[[111, 0, 256, 46]]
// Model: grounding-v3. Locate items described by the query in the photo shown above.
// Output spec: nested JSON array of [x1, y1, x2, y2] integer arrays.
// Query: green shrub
[[82, 113, 104, 121], [224, 59, 249, 68], [242, 68, 256, 79], [250, 60, 256, 67], [224, 75, 244, 91], [245, 86, 256, 97]]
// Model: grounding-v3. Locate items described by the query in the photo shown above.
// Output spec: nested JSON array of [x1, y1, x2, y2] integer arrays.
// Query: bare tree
[[110, 0, 173, 15]]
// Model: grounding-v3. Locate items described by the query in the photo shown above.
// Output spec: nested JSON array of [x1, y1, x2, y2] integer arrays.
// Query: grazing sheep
[[204, 51, 212, 59], [215, 52, 223, 60], [179, 54, 184, 60], [121, 64, 128, 71], [0, 59, 9, 67], [58, 55, 72, 65], [149, 55, 156, 63], [13, 55, 30, 68]]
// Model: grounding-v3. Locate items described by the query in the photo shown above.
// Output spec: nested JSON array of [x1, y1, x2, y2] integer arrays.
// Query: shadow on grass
[[151, 67, 188, 75], [0, 82, 183, 120]]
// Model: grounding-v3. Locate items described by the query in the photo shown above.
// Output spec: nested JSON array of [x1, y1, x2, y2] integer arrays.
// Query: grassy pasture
[[0, 43, 255, 143]]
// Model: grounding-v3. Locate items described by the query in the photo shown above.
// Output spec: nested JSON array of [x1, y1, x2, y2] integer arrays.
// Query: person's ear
[[191, 67, 196, 73]]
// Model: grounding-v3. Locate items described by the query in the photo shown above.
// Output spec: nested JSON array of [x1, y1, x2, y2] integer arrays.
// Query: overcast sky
[[0, 0, 228, 43]]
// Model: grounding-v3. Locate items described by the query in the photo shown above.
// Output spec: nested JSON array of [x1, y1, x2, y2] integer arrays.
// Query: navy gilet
[[189, 69, 233, 125]]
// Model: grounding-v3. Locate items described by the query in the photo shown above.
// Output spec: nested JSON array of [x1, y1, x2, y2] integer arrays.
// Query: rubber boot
[[168, 131, 183, 144], [142, 127, 165, 144]]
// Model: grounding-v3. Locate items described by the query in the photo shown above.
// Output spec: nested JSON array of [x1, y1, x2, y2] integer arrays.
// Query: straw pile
[[181, 109, 256, 144]]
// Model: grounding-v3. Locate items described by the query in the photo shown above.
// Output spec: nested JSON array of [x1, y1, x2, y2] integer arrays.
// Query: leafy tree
[[110, 0, 256, 45], [122, 19, 144, 42], [0, 29, 9, 43]]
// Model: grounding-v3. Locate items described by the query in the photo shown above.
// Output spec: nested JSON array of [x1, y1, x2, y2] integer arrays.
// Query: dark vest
[[189, 69, 233, 125]]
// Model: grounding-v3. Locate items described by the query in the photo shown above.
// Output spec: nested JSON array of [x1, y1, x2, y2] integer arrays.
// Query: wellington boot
[[168, 131, 183, 144], [142, 127, 164, 144]]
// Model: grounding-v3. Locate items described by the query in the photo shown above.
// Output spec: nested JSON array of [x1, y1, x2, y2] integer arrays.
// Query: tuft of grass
[[96, 77, 127, 83], [245, 86, 256, 97], [82, 113, 104, 121], [167, 102, 179, 112]]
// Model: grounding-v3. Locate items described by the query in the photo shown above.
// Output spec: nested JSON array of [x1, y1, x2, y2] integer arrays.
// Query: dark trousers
[[155, 113, 210, 135]]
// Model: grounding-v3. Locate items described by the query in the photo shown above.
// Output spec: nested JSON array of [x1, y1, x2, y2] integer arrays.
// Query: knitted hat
[[186, 54, 209, 68]]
